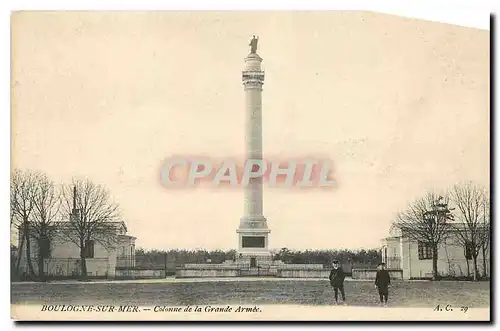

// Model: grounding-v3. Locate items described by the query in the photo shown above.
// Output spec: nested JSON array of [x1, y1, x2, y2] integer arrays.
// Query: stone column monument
[[175, 37, 327, 278], [236, 36, 272, 267]]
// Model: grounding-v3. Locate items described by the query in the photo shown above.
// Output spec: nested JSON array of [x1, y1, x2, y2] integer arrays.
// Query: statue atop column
[[249, 35, 258, 54]]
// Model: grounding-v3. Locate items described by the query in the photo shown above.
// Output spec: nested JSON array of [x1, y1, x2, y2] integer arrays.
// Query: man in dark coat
[[329, 260, 346, 304], [375, 262, 391, 306]]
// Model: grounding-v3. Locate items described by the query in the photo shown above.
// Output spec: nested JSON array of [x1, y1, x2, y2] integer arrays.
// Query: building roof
[[118, 234, 137, 240], [51, 220, 128, 233], [385, 222, 489, 242]]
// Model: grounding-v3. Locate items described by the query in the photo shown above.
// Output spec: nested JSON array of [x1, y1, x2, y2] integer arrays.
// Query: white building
[[18, 220, 136, 278], [381, 225, 489, 279]]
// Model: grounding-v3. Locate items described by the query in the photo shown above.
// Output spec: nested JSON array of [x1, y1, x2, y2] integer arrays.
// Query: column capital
[[242, 70, 264, 90]]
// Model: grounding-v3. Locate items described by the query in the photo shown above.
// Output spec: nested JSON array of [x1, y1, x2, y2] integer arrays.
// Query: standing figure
[[375, 262, 391, 306], [329, 260, 346, 304], [249, 35, 259, 54]]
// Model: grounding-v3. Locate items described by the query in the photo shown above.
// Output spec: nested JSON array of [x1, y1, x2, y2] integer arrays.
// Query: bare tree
[[393, 192, 454, 280], [480, 193, 490, 278], [30, 173, 61, 280], [10, 169, 38, 278], [10, 171, 24, 276], [60, 179, 120, 279], [450, 182, 488, 281]]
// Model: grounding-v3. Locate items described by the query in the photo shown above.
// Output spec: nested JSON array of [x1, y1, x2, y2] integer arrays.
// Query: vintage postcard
[[10, 11, 490, 321]]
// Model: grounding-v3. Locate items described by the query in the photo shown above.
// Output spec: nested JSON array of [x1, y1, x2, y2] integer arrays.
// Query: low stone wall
[[184, 263, 244, 269], [276, 269, 330, 278], [177, 263, 330, 278], [43, 258, 112, 277], [277, 264, 324, 270], [115, 269, 164, 278], [176, 268, 240, 278], [352, 268, 403, 280]]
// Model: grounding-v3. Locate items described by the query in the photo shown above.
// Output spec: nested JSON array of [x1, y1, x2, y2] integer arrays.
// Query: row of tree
[[273, 248, 380, 267], [134, 247, 380, 270], [10, 169, 120, 280], [393, 182, 490, 281]]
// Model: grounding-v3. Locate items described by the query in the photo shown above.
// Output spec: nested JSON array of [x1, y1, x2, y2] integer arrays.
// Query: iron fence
[[384, 257, 402, 269]]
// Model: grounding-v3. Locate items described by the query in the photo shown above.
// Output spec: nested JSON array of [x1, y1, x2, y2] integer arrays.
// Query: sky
[[11, 11, 490, 250]]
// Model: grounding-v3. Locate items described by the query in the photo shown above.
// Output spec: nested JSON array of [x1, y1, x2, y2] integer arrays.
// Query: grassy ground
[[11, 279, 490, 308]]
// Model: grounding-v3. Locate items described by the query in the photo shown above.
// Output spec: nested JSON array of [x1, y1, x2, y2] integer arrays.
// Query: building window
[[84, 240, 95, 258], [417, 241, 433, 260], [465, 241, 473, 260], [39, 238, 51, 259]]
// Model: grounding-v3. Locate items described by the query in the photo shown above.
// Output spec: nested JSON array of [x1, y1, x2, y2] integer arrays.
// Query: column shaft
[[244, 87, 264, 218]]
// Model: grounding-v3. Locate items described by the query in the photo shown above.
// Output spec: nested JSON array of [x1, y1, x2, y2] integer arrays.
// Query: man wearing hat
[[375, 262, 391, 306], [328, 260, 346, 304]]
